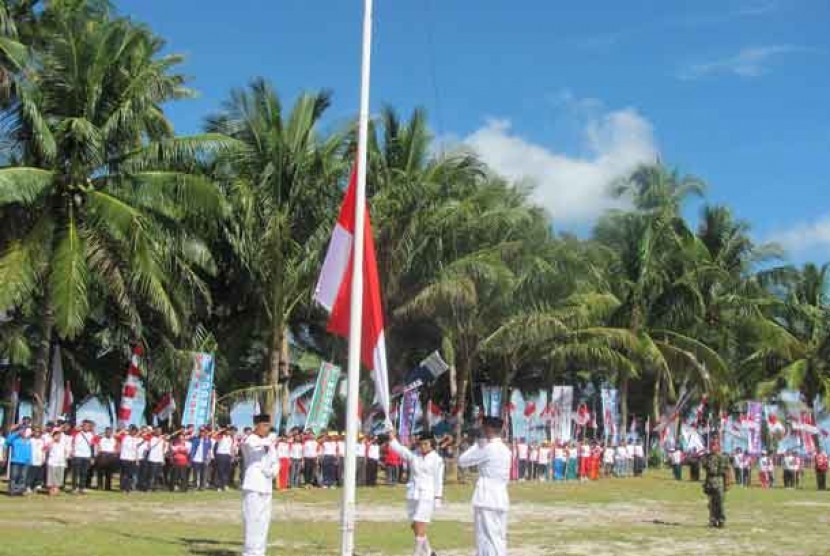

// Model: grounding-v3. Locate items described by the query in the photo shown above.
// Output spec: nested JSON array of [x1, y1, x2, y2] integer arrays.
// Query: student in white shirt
[[95, 427, 119, 491], [321, 432, 338, 488], [119, 426, 141, 492], [302, 433, 319, 488], [516, 438, 529, 481], [71, 421, 96, 494], [214, 428, 235, 491], [602, 444, 616, 478], [389, 431, 445, 556], [27, 427, 46, 493], [241, 414, 279, 556], [46, 430, 69, 496], [458, 417, 512, 556], [289, 431, 304, 488], [145, 428, 167, 491]]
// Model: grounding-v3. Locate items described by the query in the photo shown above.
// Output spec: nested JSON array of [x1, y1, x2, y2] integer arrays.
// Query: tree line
[[0, 1, 827, 436]]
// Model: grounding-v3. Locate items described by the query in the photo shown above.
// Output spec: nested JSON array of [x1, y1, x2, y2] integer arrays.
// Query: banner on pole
[[481, 385, 503, 418], [398, 388, 421, 445], [746, 401, 763, 455], [181, 353, 215, 428], [305, 362, 342, 435], [601, 387, 619, 445], [552, 386, 573, 442]]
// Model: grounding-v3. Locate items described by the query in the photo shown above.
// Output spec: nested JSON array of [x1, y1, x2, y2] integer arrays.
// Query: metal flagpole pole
[[340, 0, 373, 553]]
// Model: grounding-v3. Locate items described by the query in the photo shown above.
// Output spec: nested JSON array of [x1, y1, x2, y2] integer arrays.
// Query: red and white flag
[[152, 393, 176, 421], [427, 401, 444, 429], [524, 401, 537, 418], [61, 380, 73, 415], [118, 345, 144, 427], [313, 165, 390, 417]]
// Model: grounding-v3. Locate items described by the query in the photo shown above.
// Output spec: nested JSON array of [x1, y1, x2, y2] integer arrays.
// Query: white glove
[[434, 497, 442, 510]]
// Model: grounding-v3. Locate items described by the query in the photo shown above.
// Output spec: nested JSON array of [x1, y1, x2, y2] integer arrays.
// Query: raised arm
[[457, 442, 488, 468], [388, 437, 416, 463]]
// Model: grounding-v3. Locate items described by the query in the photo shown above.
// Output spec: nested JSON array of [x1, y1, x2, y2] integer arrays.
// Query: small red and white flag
[[152, 393, 176, 421], [61, 381, 73, 415], [313, 165, 390, 418], [524, 401, 537, 418], [427, 401, 444, 429]]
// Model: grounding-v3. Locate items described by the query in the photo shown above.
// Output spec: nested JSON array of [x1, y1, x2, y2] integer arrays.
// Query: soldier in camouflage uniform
[[701, 435, 731, 528]]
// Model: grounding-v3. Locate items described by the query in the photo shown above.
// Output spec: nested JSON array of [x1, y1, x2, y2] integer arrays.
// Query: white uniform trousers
[[473, 507, 508, 556], [243, 490, 273, 556]]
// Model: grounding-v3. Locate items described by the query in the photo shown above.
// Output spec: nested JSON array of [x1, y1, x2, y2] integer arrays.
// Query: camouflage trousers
[[707, 488, 725, 526]]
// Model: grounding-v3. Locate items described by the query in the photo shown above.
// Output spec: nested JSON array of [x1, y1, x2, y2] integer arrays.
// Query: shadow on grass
[[181, 537, 240, 556]]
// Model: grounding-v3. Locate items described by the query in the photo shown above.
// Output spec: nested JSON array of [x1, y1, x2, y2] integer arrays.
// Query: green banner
[[305, 361, 342, 435]]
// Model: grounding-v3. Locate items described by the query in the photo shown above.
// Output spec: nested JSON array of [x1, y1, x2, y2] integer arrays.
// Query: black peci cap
[[253, 414, 271, 425]]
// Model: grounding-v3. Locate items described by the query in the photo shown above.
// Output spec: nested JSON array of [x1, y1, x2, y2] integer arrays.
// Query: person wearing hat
[[458, 416, 512, 556], [388, 431, 444, 556], [241, 413, 279, 556], [701, 434, 731, 528]]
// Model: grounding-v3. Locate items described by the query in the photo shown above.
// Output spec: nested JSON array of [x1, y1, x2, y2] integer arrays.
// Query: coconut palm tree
[[747, 263, 830, 405], [204, 79, 345, 402], [0, 6, 235, 423]]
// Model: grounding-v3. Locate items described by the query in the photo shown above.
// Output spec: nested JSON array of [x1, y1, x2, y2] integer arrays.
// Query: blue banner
[[181, 352, 215, 428]]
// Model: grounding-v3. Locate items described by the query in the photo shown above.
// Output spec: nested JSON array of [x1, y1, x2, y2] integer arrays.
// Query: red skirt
[[278, 458, 290, 490]]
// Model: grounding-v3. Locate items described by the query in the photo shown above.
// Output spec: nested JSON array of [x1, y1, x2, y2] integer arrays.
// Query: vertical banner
[[305, 362, 343, 435], [118, 346, 146, 428], [601, 387, 619, 445], [510, 390, 527, 440], [181, 352, 216, 428], [551, 386, 573, 442], [481, 386, 503, 417], [398, 388, 421, 445], [746, 401, 763, 455]]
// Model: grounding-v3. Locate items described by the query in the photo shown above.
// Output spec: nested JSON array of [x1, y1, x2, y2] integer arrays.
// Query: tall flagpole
[[341, 0, 373, 554]]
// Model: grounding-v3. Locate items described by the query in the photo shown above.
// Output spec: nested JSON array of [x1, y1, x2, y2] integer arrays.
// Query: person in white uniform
[[388, 431, 444, 556], [457, 417, 512, 556], [241, 414, 279, 556]]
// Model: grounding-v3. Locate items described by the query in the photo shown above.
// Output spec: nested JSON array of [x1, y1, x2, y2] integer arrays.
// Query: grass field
[[1, 470, 828, 555]]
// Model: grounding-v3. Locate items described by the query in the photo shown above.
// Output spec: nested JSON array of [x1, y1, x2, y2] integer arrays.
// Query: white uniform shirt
[[603, 448, 616, 464], [517, 443, 529, 460], [192, 438, 211, 464], [147, 437, 166, 464], [322, 441, 337, 457], [120, 435, 139, 461], [616, 446, 627, 461], [633, 445, 644, 458], [47, 440, 68, 467], [30, 437, 45, 466], [355, 441, 367, 458], [389, 439, 444, 501], [241, 434, 279, 494], [458, 438, 511, 510], [555, 448, 567, 462], [670, 450, 683, 465], [337, 441, 346, 457], [73, 431, 95, 458], [784, 455, 797, 471], [368, 444, 380, 460], [538, 447, 551, 464], [529, 447, 539, 463], [302, 440, 318, 458], [98, 437, 118, 454], [290, 441, 303, 460], [626, 444, 637, 459], [579, 444, 591, 458], [276, 442, 290, 459], [216, 436, 234, 456], [759, 456, 773, 472]]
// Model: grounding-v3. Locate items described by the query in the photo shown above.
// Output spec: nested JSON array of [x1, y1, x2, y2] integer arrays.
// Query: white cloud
[[678, 45, 800, 80], [463, 101, 658, 225], [770, 216, 830, 255]]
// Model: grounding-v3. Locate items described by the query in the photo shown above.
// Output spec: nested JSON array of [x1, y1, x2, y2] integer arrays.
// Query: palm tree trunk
[[32, 298, 54, 426], [2, 369, 17, 434], [454, 358, 470, 447], [619, 374, 629, 440], [652, 374, 661, 425], [266, 324, 289, 414]]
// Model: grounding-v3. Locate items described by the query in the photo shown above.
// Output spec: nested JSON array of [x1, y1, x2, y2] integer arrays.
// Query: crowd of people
[[667, 444, 829, 490], [0, 417, 460, 496], [510, 438, 647, 481], [2, 415, 827, 500]]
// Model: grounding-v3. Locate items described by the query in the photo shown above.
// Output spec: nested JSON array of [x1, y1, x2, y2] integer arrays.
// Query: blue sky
[[118, 0, 829, 263]]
